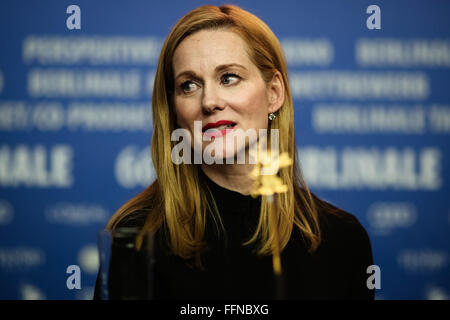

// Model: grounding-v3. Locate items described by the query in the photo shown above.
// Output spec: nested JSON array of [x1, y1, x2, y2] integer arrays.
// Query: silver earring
[[268, 113, 276, 121]]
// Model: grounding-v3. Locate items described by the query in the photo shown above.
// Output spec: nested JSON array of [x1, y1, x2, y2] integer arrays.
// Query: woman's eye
[[180, 81, 197, 93], [222, 73, 240, 85], [180, 73, 240, 94]]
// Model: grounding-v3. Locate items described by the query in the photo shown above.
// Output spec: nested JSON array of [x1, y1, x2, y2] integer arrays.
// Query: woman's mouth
[[202, 122, 237, 138]]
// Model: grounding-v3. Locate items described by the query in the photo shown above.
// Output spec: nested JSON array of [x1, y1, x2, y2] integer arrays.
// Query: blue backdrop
[[0, 0, 449, 300]]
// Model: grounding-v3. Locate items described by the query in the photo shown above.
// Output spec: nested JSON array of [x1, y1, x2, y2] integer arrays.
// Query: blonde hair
[[106, 4, 323, 267]]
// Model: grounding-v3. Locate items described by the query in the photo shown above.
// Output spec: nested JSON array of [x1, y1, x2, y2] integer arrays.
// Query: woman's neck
[[200, 162, 255, 196]]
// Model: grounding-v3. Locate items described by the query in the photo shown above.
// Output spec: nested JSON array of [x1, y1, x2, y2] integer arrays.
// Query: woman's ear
[[267, 71, 285, 114]]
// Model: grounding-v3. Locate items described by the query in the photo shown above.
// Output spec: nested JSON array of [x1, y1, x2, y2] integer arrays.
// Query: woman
[[95, 4, 374, 300]]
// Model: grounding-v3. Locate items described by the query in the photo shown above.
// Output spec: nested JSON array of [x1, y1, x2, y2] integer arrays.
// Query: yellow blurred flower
[[249, 147, 293, 198]]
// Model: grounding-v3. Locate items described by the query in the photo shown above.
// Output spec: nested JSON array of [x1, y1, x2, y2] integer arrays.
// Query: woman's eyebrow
[[215, 63, 248, 73], [175, 63, 248, 81], [175, 70, 200, 82]]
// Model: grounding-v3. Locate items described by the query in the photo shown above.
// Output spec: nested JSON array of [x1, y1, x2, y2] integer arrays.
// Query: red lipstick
[[202, 120, 237, 138], [202, 120, 236, 132]]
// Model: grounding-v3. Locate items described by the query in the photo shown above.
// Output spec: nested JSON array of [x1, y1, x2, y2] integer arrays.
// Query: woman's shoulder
[[111, 181, 162, 230], [113, 206, 151, 229], [295, 191, 374, 299], [307, 191, 372, 248]]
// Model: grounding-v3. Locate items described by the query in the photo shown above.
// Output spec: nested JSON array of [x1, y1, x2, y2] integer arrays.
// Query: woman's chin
[[201, 144, 248, 164]]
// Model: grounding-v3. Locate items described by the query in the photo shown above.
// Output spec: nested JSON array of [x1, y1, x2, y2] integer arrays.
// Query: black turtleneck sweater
[[94, 172, 374, 300]]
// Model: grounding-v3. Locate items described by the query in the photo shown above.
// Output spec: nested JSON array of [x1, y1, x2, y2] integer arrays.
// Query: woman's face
[[172, 29, 283, 162]]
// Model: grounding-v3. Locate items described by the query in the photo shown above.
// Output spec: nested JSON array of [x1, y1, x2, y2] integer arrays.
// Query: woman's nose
[[201, 82, 225, 114]]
